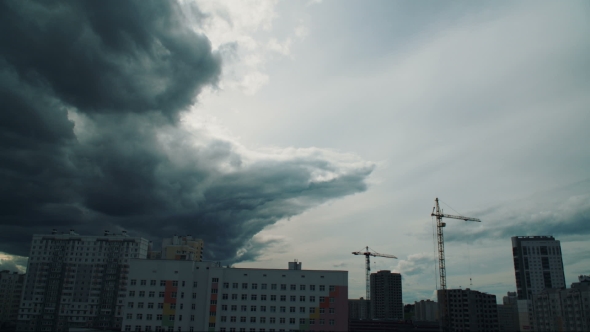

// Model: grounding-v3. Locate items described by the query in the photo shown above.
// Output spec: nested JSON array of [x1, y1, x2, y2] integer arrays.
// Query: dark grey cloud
[[0, 0, 373, 263]]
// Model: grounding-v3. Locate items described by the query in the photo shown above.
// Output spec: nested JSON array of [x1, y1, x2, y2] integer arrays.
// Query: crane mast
[[430, 197, 481, 331], [351, 246, 397, 300]]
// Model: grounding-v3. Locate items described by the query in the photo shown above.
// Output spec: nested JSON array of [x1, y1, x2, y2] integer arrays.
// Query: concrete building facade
[[160, 235, 204, 261], [532, 275, 590, 332], [511, 236, 566, 300], [438, 288, 498, 332], [369, 270, 402, 320], [414, 299, 438, 322], [0, 270, 25, 328], [121, 260, 348, 332], [348, 297, 370, 320], [17, 230, 149, 331]]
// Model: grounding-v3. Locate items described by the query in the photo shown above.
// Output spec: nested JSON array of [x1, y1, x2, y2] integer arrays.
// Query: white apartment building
[[121, 259, 348, 332], [17, 230, 149, 331], [511, 236, 566, 300], [414, 299, 437, 322]]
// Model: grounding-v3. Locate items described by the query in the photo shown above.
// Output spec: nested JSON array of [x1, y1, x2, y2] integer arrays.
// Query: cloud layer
[[0, 0, 373, 262]]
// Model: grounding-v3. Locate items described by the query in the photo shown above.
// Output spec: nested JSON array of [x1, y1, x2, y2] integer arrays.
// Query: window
[[329, 319, 335, 325], [129, 291, 135, 297], [149, 291, 155, 298], [141, 280, 147, 286], [330, 297, 334, 303], [222, 305, 228, 311], [232, 294, 238, 300], [319, 285, 325, 291], [280, 295, 286, 302], [171, 292, 177, 298], [329, 308, 335, 314], [191, 304, 196, 310], [160, 281, 166, 286], [290, 307, 295, 313], [261, 295, 267, 301], [260, 317, 266, 323], [172, 281, 178, 287], [231, 316, 236, 322], [138, 302, 144, 309], [192, 292, 197, 299], [290, 296, 296, 302], [300, 285, 306, 291], [319, 296, 325, 302], [261, 283, 267, 290], [126, 314, 132, 319], [319, 319, 325, 325], [131, 280, 137, 286], [319, 308, 325, 314], [250, 317, 256, 323], [223, 294, 228, 300], [300, 307, 306, 313], [251, 294, 257, 301], [271, 284, 277, 290], [252, 283, 258, 289], [290, 284, 296, 291], [136, 314, 143, 320], [309, 307, 315, 314], [300, 318, 306, 324], [270, 306, 276, 313], [280, 306, 286, 313], [139, 291, 145, 297], [240, 317, 246, 323], [299, 296, 305, 302], [241, 305, 247, 312], [128, 302, 134, 308], [147, 314, 153, 320], [289, 318, 295, 325], [159, 292, 165, 298], [270, 295, 276, 301], [329, 285, 335, 292], [270, 318, 276, 324], [242, 283, 248, 289], [280, 318, 285, 324], [148, 303, 154, 309], [242, 294, 247, 300], [125, 325, 131, 331], [221, 316, 227, 322], [309, 319, 315, 325], [150, 280, 156, 286], [310, 285, 315, 291], [212, 278, 219, 283], [232, 283, 238, 289], [169, 315, 175, 321], [211, 289, 218, 294], [223, 282, 229, 289], [309, 296, 316, 302], [158, 303, 164, 309], [280, 284, 286, 291], [231, 305, 237, 311], [251, 305, 257, 312], [170, 304, 176, 309]]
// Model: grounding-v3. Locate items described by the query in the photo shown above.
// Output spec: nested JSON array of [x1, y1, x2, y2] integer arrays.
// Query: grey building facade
[[0, 270, 25, 329], [370, 270, 402, 320], [438, 288, 498, 332]]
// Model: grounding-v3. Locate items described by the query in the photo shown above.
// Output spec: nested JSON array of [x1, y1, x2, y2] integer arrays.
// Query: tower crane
[[352, 246, 397, 300], [431, 197, 481, 331]]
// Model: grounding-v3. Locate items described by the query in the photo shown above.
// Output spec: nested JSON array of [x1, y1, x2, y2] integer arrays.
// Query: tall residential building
[[17, 230, 149, 331], [121, 260, 348, 331], [438, 288, 498, 332], [501, 291, 533, 332], [160, 235, 204, 261], [370, 270, 402, 320], [532, 275, 590, 332], [348, 297, 370, 320], [511, 236, 566, 300], [0, 270, 25, 328], [414, 299, 438, 322]]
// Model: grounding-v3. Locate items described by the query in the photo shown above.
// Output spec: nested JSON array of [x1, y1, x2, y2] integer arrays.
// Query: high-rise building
[[120, 260, 348, 331], [348, 297, 370, 320], [370, 270, 402, 320], [532, 275, 590, 332], [500, 291, 533, 332], [160, 235, 204, 261], [17, 230, 149, 331], [438, 288, 498, 332], [0, 270, 25, 328], [511, 236, 566, 300], [414, 299, 438, 322]]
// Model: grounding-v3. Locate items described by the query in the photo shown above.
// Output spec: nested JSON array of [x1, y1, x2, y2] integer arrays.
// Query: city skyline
[[1, 0, 589, 308]]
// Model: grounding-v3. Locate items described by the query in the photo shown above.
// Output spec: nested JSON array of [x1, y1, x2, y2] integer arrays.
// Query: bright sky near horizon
[[1, 0, 589, 304]]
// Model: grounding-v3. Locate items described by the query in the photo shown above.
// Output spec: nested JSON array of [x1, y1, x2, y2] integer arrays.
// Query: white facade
[[17, 230, 149, 331], [533, 276, 590, 332], [414, 300, 437, 322], [511, 236, 566, 300], [121, 260, 348, 332]]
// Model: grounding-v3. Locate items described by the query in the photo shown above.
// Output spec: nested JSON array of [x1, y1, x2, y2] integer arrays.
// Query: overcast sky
[[1, 0, 589, 304]]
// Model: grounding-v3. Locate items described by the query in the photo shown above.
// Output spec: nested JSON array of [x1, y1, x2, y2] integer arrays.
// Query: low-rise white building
[[121, 259, 348, 332]]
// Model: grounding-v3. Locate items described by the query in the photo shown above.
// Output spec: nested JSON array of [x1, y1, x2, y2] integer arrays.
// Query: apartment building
[[0, 270, 25, 328], [348, 297, 370, 320], [511, 236, 566, 300], [533, 275, 590, 332], [160, 235, 204, 261], [370, 270, 402, 320], [414, 299, 438, 322], [121, 259, 348, 331], [17, 230, 149, 331], [438, 288, 498, 332]]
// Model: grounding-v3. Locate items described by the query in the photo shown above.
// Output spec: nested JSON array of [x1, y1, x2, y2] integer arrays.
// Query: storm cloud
[[0, 0, 373, 262]]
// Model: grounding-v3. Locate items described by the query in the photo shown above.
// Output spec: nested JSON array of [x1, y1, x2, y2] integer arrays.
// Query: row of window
[[130, 280, 196, 287], [221, 294, 333, 303], [220, 316, 336, 325], [222, 283, 334, 292], [219, 306, 335, 314], [123, 326, 322, 332]]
